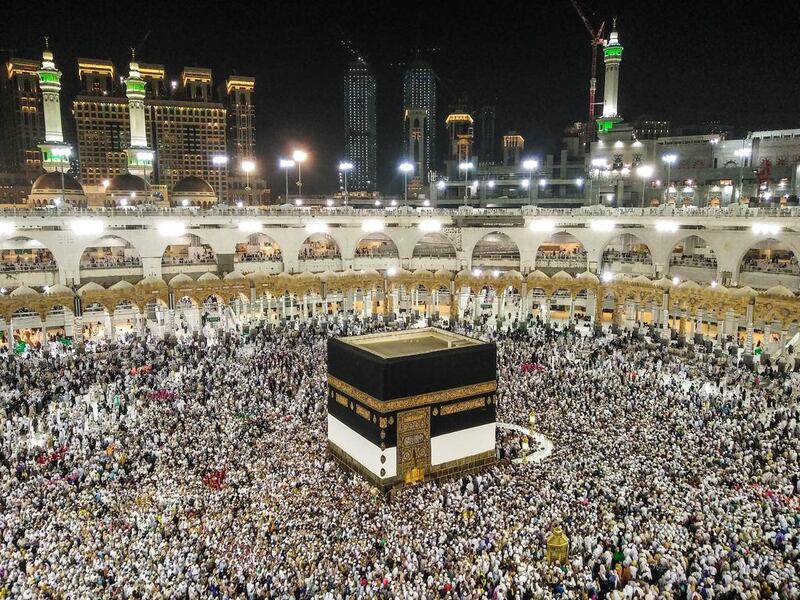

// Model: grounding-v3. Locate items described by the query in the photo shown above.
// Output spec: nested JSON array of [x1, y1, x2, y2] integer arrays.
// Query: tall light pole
[[292, 150, 307, 198], [279, 159, 295, 203], [399, 162, 413, 204], [338, 161, 354, 205], [637, 165, 654, 209], [735, 147, 751, 204], [522, 159, 538, 205], [662, 153, 677, 204], [590, 158, 607, 204], [458, 162, 473, 203], [241, 160, 255, 206]]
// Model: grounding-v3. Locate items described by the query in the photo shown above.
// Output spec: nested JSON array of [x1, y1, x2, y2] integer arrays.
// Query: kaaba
[[327, 328, 497, 489]]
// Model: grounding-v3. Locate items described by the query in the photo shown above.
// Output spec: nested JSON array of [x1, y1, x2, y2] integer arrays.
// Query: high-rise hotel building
[[72, 58, 254, 202], [344, 60, 376, 192], [0, 58, 45, 172], [403, 60, 436, 185]]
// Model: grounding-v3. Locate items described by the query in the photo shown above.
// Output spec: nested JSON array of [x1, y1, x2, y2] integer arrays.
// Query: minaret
[[37, 37, 71, 172], [124, 49, 154, 179], [601, 19, 623, 118]]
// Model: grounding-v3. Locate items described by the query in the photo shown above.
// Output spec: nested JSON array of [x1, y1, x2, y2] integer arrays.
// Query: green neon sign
[[597, 120, 615, 132], [127, 81, 146, 93], [604, 46, 623, 58], [38, 72, 60, 83]]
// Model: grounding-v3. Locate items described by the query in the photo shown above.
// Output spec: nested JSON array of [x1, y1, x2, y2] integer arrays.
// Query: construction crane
[[570, 0, 605, 122]]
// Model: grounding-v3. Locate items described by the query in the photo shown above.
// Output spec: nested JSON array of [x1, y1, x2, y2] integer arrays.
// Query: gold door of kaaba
[[397, 407, 430, 484]]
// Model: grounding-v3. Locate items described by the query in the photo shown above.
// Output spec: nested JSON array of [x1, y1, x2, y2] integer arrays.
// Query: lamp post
[[292, 150, 307, 198], [399, 162, 413, 204], [241, 160, 255, 206], [637, 165, 654, 210], [735, 147, 751, 203], [279, 159, 295, 203], [590, 158, 607, 204], [458, 162, 473, 203], [662, 154, 677, 204], [522, 159, 538, 205], [338, 161, 354, 205]]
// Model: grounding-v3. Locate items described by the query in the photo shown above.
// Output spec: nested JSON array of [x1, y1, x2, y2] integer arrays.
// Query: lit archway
[[79, 236, 143, 285], [161, 234, 217, 268], [412, 233, 457, 259], [600, 233, 652, 275], [472, 232, 520, 270], [355, 233, 399, 259], [0, 236, 58, 274], [738, 238, 799, 289], [535, 232, 586, 274], [235, 233, 282, 264], [299, 233, 340, 260], [668, 235, 717, 283]]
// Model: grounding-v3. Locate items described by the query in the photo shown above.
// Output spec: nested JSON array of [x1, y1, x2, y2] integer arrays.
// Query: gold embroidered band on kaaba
[[327, 375, 497, 412]]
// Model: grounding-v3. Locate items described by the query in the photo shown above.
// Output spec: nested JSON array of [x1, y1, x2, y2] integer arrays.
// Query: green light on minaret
[[604, 46, 623, 58]]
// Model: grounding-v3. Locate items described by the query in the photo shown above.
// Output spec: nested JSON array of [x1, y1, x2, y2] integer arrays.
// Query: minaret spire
[[124, 51, 154, 180], [601, 18, 623, 120], [37, 37, 72, 171]]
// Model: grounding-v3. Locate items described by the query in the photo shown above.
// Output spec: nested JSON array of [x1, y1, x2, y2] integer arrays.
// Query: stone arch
[[355, 232, 399, 259], [79, 235, 143, 270], [161, 233, 217, 267], [412, 233, 457, 259], [736, 238, 799, 288], [299, 233, 341, 260], [534, 231, 587, 273], [471, 231, 521, 270], [667, 234, 719, 283], [600, 233, 653, 273], [0, 236, 58, 273], [235, 233, 283, 264]]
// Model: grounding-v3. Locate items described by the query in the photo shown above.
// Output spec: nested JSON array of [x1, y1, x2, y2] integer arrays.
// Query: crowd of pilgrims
[[0, 317, 798, 599]]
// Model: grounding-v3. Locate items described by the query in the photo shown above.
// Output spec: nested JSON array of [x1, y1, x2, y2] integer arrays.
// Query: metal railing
[[2, 204, 800, 220]]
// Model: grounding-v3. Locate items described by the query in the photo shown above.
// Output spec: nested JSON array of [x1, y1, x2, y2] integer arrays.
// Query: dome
[[31, 172, 84, 193], [77, 282, 105, 295], [107, 173, 147, 194], [197, 272, 220, 282], [109, 280, 135, 290], [9, 285, 39, 297], [527, 270, 549, 280], [551, 270, 573, 280], [764, 285, 795, 297], [577, 271, 600, 283], [168, 273, 194, 287], [173, 176, 214, 195], [44, 284, 73, 296], [223, 271, 244, 280]]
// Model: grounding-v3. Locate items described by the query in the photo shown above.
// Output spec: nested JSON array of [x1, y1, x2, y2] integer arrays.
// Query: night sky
[[5, 1, 800, 194]]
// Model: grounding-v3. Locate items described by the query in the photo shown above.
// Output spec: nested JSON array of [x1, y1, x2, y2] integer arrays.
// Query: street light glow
[[338, 161, 354, 171], [399, 162, 413, 173], [637, 165, 654, 178], [361, 220, 384, 232], [279, 159, 295, 168], [662, 154, 677, 165], [292, 150, 308, 163], [212, 155, 228, 165], [157, 221, 186, 237], [458, 162, 473, 171], [238, 220, 262, 233], [735, 148, 752, 158], [69, 219, 104, 236], [522, 159, 538, 171], [241, 160, 255, 173], [529, 219, 555, 233]]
